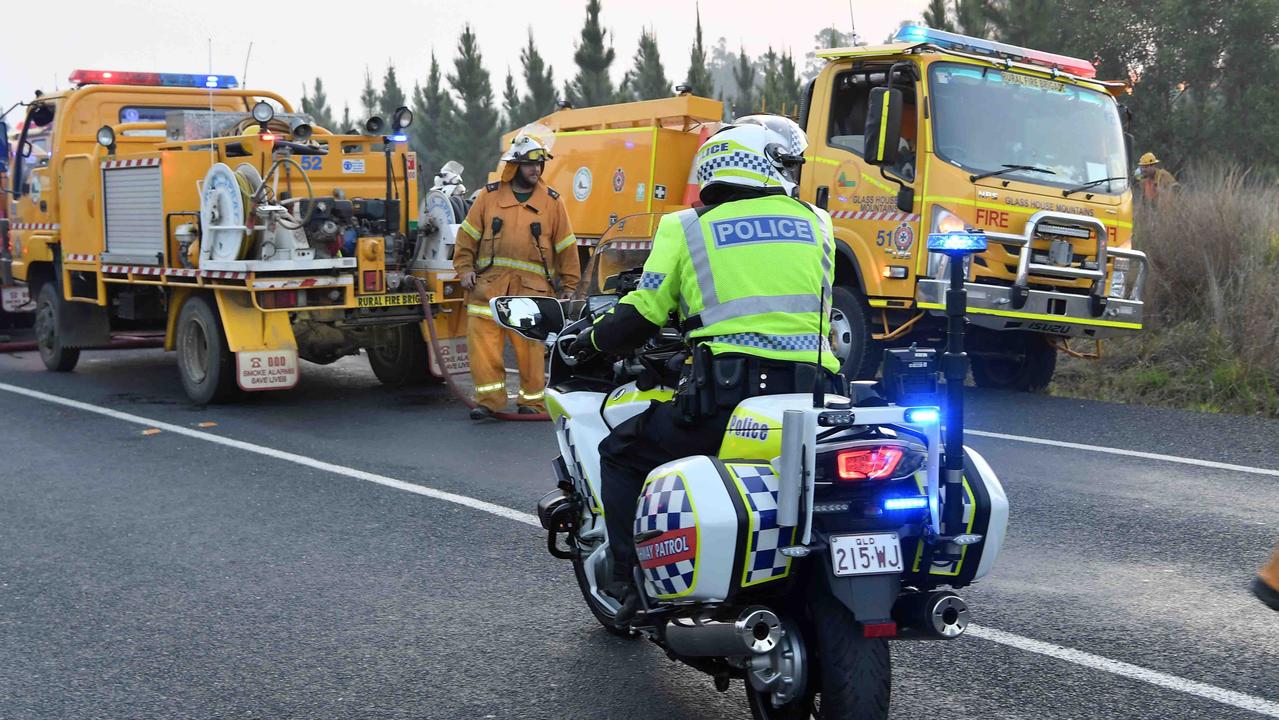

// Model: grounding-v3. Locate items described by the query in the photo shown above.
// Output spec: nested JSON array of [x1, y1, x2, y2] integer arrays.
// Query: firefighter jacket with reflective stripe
[[453, 180, 580, 305], [619, 195, 839, 371]]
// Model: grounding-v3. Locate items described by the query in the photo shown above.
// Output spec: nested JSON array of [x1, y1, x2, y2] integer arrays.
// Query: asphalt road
[[1, 345, 1276, 719]]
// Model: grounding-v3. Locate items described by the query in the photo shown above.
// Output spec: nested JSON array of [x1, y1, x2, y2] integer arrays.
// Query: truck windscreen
[[928, 62, 1129, 194]]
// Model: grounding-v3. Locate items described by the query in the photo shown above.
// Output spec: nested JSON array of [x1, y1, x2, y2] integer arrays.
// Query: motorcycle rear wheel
[[812, 594, 892, 720], [571, 544, 639, 639]]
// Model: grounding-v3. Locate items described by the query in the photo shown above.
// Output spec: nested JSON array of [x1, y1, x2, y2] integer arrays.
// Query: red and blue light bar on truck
[[68, 70, 239, 89], [893, 25, 1096, 79]]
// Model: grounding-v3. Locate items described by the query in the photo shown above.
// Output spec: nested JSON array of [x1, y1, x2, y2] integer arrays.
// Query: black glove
[[569, 325, 598, 357]]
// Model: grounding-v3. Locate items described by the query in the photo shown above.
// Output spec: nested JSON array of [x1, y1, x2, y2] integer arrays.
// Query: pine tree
[[306, 78, 336, 130], [379, 63, 407, 118], [411, 51, 456, 179], [518, 31, 558, 123], [956, 0, 992, 36], [502, 70, 523, 127], [923, 0, 955, 31], [627, 29, 670, 101], [803, 28, 853, 81], [568, 0, 617, 107], [341, 104, 352, 133], [685, 7, 714, 97], [732, 47, 756, 117], [779, 51, 800, 115], [760, 47, 787, 114], [448, 24, 501, 191], [359, 69, 380, 119]]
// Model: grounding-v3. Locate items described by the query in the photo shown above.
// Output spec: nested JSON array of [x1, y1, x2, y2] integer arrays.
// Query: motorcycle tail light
[[836, 446, 905, 481]]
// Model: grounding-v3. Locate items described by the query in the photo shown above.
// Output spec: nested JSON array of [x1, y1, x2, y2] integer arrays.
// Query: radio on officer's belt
[[881, 344, 939, 406]]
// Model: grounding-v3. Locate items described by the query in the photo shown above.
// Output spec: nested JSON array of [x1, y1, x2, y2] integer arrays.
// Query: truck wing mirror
[[863, 87, 902, 167]]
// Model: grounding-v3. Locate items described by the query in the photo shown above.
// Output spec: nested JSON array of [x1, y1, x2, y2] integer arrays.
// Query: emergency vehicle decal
[[829, 210, 921, 222], [726, 463, 796, 587], [612, 167, 625, 192], [100, 158, 161, 169], [64, 254, 97, 263], [636, 471, 700, 599], [100, 265, 248, 280], [573, 167, 592, 201], [9, 223, 60, 231]]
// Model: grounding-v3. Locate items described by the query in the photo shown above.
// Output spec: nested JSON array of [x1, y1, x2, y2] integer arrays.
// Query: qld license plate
[[357, 293, 423, 308], [830, 532, 903, 577]]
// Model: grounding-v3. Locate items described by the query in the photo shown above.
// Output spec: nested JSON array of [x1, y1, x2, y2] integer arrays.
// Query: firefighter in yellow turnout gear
[[454, 128, 580, 420]]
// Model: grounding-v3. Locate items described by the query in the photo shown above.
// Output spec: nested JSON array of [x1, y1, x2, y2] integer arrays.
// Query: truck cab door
[[804, 62, 921, 299]]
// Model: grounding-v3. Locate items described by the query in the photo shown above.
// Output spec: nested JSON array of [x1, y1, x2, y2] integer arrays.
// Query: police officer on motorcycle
[[572, 116, 840, 621]]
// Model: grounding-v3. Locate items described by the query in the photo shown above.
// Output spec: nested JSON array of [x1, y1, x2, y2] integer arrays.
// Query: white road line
[[966, 625, 1279, 717], [968, 429, 1279, 478], [0, 382, 539, 529], [3, 380, 1277, 718]]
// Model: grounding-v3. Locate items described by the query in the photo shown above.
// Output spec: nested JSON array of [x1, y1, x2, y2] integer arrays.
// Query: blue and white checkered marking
[[638, 271, 666, 290], [696, 150, 779, 184], [635, 473, 697, 597], [713, 332, 831, 353], [732, 464, 794, 585]]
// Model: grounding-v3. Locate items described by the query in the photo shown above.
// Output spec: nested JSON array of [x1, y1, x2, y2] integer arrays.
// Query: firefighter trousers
[[467, 314, 546, 412]]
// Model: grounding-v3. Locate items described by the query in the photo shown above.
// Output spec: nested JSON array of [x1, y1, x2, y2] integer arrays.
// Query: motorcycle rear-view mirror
[[490, 296, 565, 341]]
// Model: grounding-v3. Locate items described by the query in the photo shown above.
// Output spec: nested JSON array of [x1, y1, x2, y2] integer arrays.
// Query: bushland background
[[296, 0, 1279, 417]]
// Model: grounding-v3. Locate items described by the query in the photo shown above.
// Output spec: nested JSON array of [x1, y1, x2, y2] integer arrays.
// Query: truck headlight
[[928, 207, 967, 278]]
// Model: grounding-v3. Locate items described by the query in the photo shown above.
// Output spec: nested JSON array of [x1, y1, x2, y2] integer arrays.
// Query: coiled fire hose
[[413, 277, 549, 422]]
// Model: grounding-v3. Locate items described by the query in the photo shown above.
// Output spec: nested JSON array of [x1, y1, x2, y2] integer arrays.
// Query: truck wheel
[[970, 331, 1057, 392], [176, 296, 237, 404], [35, 284, 80, 372], [366, 324, 440, 385], [829, 286, 879, 380]]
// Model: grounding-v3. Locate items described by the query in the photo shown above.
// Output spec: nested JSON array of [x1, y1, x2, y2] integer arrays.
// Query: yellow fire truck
[[506, 26, 1147, 391], [4, 70, 466, 403]]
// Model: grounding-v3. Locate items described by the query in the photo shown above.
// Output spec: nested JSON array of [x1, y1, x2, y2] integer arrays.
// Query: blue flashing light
[[389, 133, 408, 143], [928, 231, 988, 253], [68, 70, 238, 89], [904, 407, 940, 424], [884, 497, 929, 511], [892, 25, 1096, 78]]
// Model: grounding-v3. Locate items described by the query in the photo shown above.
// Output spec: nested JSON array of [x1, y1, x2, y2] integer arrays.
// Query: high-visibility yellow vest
[[621, 195, 839, 372]]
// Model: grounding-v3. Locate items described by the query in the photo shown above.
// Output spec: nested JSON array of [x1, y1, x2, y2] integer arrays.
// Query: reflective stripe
[[875, 94, 891, 160], [491, 256, 547, 274], [461, 219, 481, 240], [713, 332, 832, 353], [681, 209, 718, 307], [555, 234, 577, 253], [467, 303, 493, 317], [699, 294, 822, 326], [474, 381, 506, 393], [519, 390, 545, 401]]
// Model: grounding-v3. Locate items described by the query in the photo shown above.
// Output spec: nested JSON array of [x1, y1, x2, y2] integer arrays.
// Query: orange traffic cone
[[1254, 544, 1279, 611]]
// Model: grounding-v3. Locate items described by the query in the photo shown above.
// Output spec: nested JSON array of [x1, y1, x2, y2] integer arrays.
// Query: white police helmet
[[694, 115, 808, 199]]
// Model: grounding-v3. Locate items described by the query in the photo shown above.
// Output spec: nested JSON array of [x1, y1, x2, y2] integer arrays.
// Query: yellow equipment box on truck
[[505, 26, 1147, 391], [4, 70, 467, 403]]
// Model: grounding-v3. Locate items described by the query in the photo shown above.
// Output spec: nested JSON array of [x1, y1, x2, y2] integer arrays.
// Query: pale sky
[[2, 0, 929, 116]]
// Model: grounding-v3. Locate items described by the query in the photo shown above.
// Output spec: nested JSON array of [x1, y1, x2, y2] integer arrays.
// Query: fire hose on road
[[413, 278, 549, 422], [0, 334, 165, 354]]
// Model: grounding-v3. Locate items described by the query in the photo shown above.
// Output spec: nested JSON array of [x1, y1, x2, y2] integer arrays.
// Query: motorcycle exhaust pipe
[[664, 607, 782, 657], [892, 591, 970, 640]]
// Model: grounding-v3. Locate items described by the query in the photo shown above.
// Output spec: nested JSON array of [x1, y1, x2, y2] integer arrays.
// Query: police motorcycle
[[490, 215, 1009, 720]]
